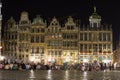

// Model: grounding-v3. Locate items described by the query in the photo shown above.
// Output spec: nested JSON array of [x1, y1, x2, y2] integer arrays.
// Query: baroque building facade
[[78, 7, 112, 63], [3, 7, 113, 64]]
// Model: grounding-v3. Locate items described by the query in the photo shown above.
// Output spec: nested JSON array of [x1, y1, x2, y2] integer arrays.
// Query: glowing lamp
[[48, 58, 52, 62], [30, 57, 35, 62], [0, 56, 4, 61], [83, 59, 88, 63]]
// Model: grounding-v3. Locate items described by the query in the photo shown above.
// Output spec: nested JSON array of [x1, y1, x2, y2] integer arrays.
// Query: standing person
[[0, 62, 4, 69], [26, 63, 31, 70], [88, 63, 92, 71], [36, 63, 41, 70], [21, 62, 26, 69], [103, 62, 106, 71], [114, 62, 117, 70], [109, 62, 113, 71], [9, 62, 13, 70], [4, 62, 10, 70]]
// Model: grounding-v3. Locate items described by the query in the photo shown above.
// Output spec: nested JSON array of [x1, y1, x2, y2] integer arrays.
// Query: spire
[[94, 6, 96, 13], [89, 6, 101, 28], [89, 6, 101, 19]]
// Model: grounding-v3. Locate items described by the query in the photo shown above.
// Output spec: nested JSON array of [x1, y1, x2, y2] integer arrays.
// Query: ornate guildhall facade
[[3, 7, 113, 64]]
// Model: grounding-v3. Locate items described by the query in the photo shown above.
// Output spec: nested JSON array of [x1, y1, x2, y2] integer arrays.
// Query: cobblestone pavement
[[0, 70, 120, 80]]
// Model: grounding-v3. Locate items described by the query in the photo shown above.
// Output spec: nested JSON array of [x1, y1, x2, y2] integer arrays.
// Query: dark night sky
[[1, 0, 120, 50]]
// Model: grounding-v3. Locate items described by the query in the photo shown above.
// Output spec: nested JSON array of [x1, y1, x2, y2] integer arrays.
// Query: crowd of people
[[0, 60, 120, 71]]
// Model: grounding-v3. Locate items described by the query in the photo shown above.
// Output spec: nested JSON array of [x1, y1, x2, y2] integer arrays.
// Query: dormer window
[[20, 21, 29, 24], [67, 26, 71, 30], [93, 23, 97, 27], [67, 26, 74, 30], [50, 17, 60, 26]]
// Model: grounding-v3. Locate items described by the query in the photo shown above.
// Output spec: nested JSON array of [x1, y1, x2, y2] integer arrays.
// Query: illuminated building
[[3, 6, 113, 64], [45, 17, 62, 64], [62, 16, 78, 63], [17, 11, 31, 62], [4, 17, 17, 60], [30, 15, 46, 63], [78, 6, 113, 63]]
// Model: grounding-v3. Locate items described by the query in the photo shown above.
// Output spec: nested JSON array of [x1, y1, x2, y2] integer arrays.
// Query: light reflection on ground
[[0, 70, 120, 80], [47, 70, 52, 80]]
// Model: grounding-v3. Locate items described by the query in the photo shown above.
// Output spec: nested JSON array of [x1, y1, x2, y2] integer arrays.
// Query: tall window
[[80, 33, 83, 41], [107, 44, 111, 50], [19, 34, 23, 41], [26, 44, 29, 52], [12, 34, 14, 39], [71, 26, 74, 29], [74, 42, 77, 47], [63, 33, 66, 39], [84, 33, 87, 41], [55, 27, 58, 33], [93, 44, 97, 55], [99, 44, 102, 52], [67, 34, 70, 39], [36, 36, 39, 43], [26, 34, 29, 41], [47, 41, 50, 46], [74, 34, 77, 39], [80, 44, 83, 52], [63, 41, 66, 47], [48, 51, 50, 56], [89, 33, 92, 41], [67, 42, 70, 47], [31, 36, 34, 43], [59, 51, 61, 57], [41, 47, 44, 53], [55, 51, 57, 56], [93, 23, 97, 27], [99, 33, 102, 41], [52, 27, 54, 32], [31, 28, 34, 33], [103, 44, 106, 50], [51, 51, 54, 57], [84, 44, 87, 52], [41, 35, 44, 43], [32, 47, 34, 53], [103, 33, 106, 41], [71, 34, 73, 39], [37, 28, 39, 33], [89, 44, 92, 52], [36, 47, 39, 53], [67, 26, 71, 30], [107, 33, 111, 41]]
